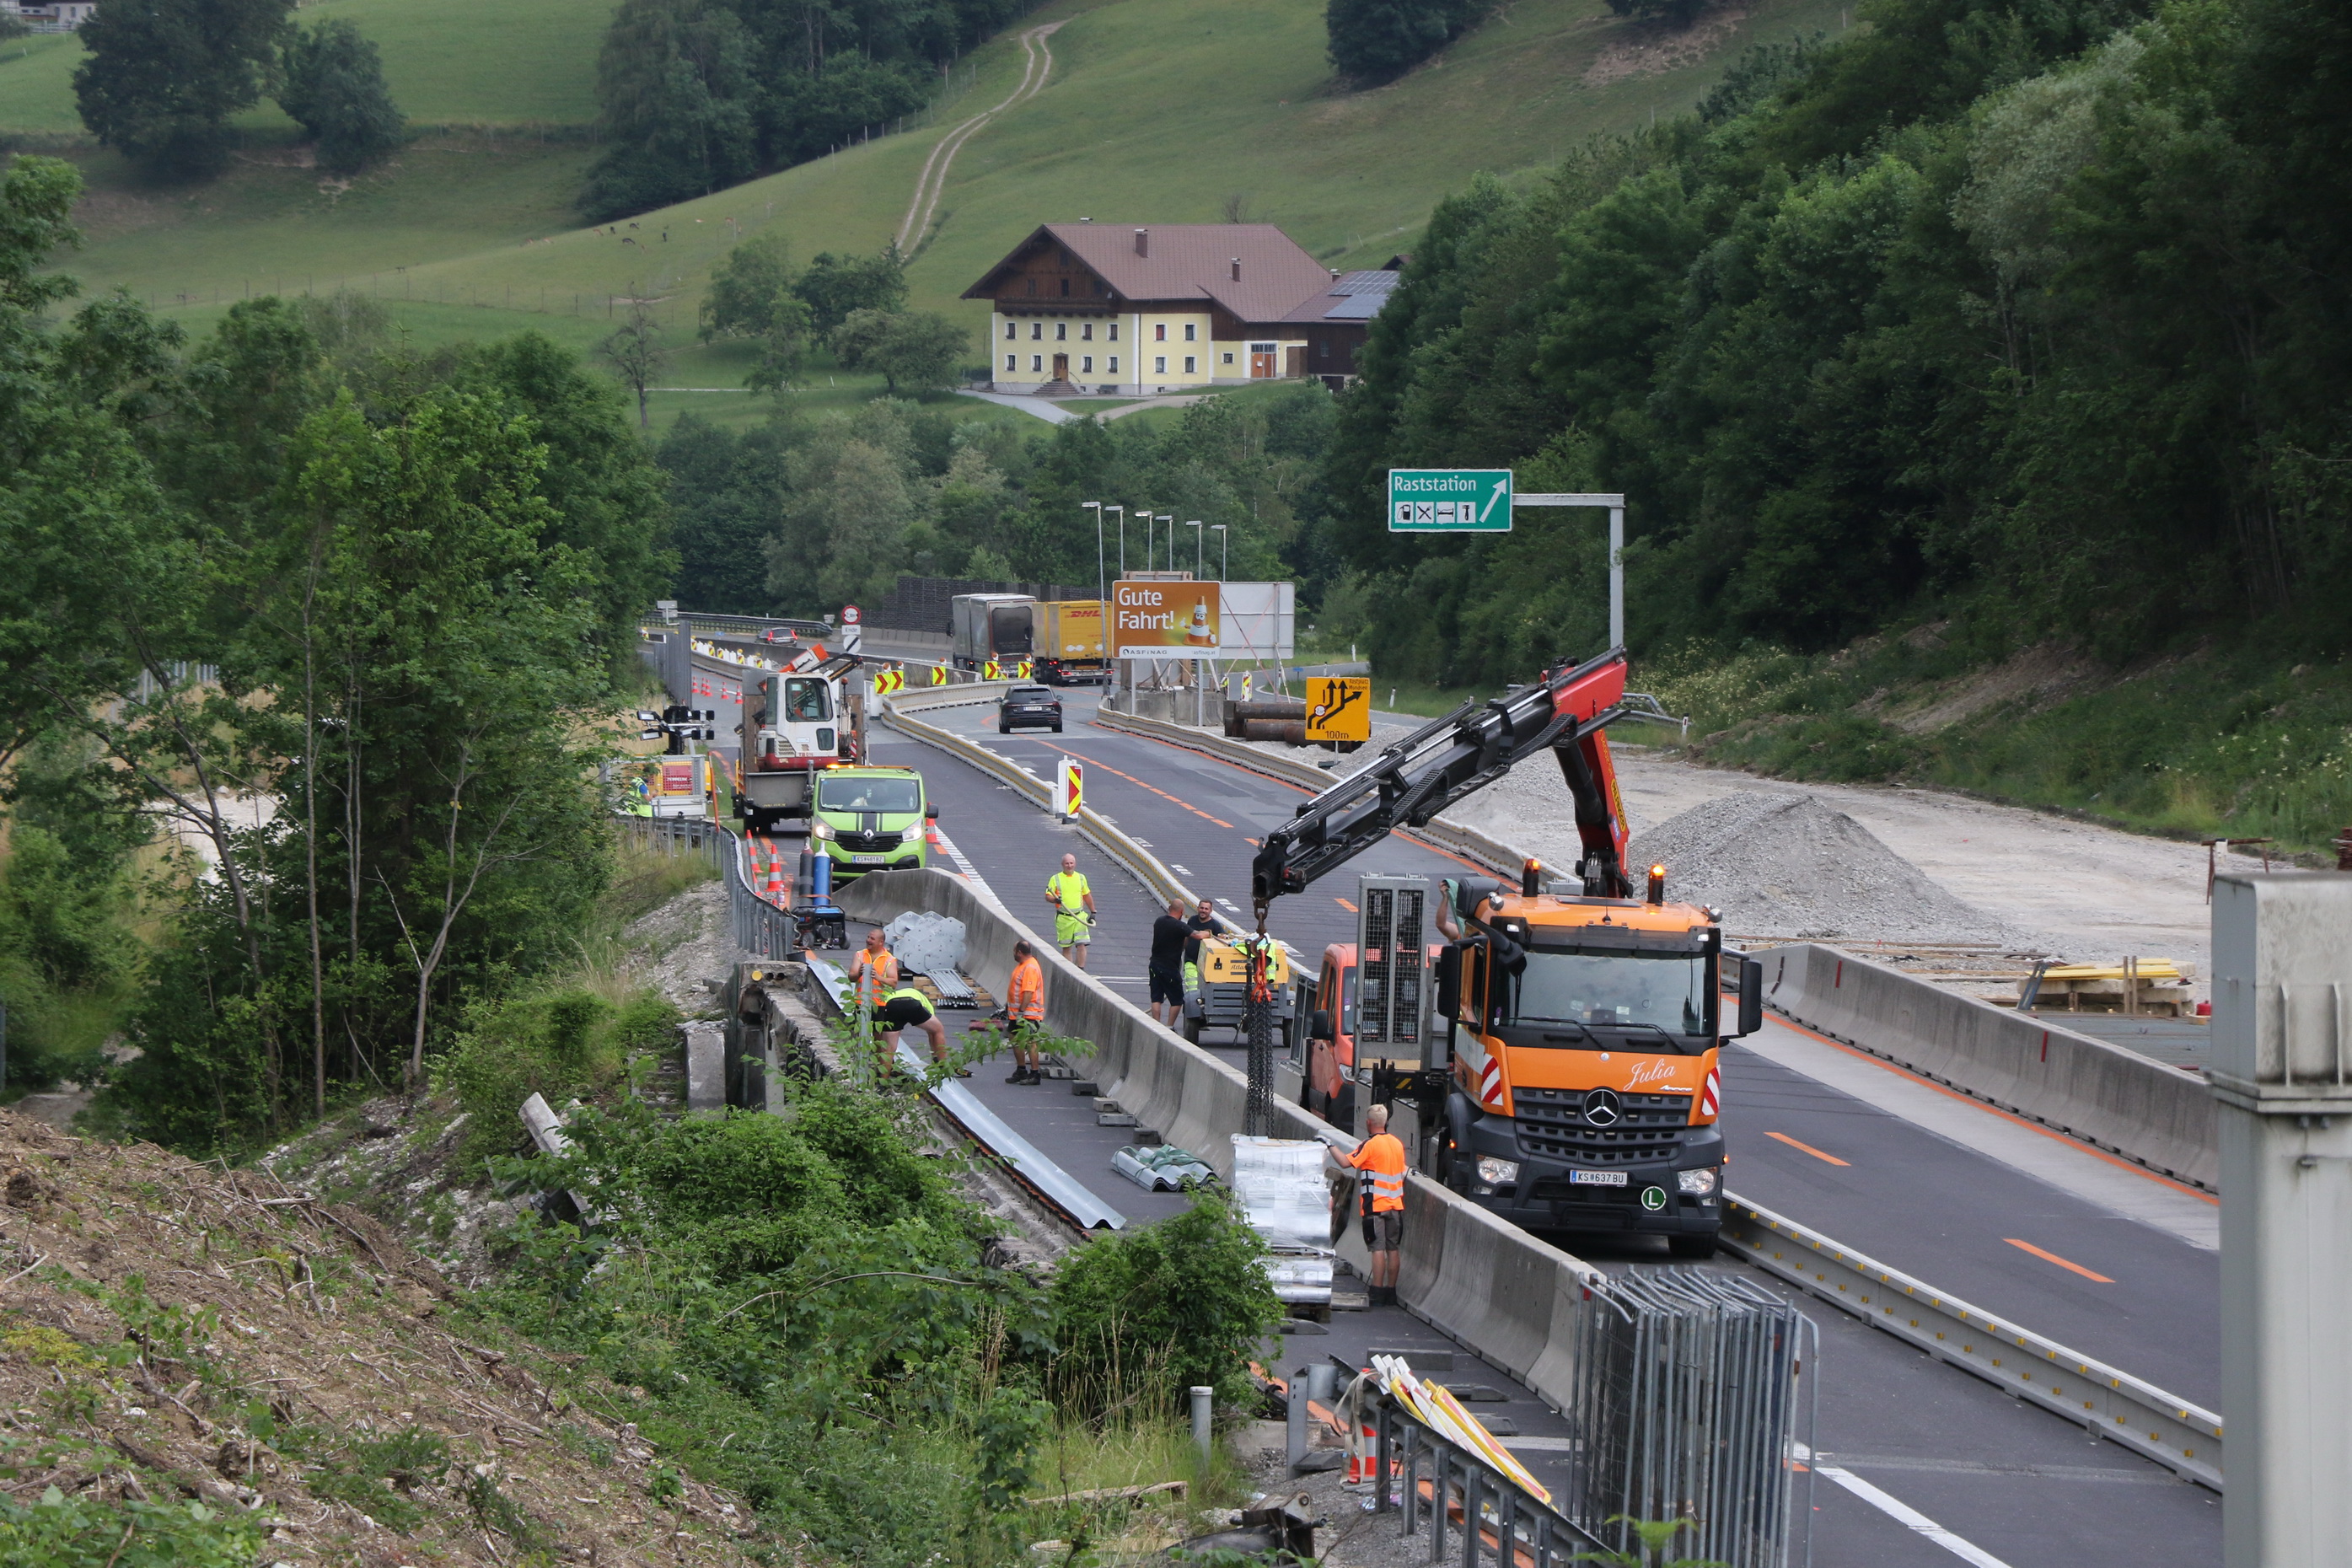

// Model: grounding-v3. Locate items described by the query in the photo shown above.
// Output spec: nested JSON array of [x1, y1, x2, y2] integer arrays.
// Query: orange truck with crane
[[1252, 647, 1762, 1258]]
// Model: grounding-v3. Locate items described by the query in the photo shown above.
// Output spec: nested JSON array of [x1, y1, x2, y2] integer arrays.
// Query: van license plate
[[852, 854, 885, 865], [1569, 1170, 1627, 1186]]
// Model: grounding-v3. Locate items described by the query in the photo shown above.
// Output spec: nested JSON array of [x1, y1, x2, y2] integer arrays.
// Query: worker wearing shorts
[[1147, 899, 1189, 1027], [1045, 853, 1097, 970], [1343, 1103, 1409, 1305], [878, 985, 962, 1076]]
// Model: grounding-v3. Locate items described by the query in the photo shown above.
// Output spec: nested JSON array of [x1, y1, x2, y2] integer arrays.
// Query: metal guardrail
[[618, 808, 799, 959], [1721, 1194, 2223, 1490]]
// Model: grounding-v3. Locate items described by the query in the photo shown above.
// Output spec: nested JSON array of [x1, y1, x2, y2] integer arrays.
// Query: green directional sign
[[1388, 468, 1512, 532]]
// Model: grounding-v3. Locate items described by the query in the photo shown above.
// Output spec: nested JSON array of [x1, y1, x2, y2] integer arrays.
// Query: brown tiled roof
[[963, 223, 1342, 325]]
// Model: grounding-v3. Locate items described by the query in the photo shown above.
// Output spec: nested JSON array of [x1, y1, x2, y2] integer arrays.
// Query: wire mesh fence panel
[[1558, 1268, 1815, 1568]]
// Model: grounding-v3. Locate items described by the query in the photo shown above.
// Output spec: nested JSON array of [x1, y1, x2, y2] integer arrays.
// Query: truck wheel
[[1667, 1232, 1719, 1260]]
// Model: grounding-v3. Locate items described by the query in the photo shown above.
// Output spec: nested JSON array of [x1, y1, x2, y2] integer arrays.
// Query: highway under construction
[[664, 623, 2224, 1567]]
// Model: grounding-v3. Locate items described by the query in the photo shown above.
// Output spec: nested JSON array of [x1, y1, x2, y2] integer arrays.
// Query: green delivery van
[[808, 765, 932, 878]]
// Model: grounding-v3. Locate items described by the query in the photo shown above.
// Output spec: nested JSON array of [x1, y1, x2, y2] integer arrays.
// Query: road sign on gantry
[[1388, 469, 1512, 532], [1305, 676, 1370, 743]]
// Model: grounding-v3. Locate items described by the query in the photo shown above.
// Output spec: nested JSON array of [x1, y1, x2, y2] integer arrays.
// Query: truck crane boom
[[1251, 646, 1645, 914], [1244, 644, 1752, 1260]]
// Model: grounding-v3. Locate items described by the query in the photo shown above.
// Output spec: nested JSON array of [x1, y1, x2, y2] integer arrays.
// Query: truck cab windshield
[[818, 776, 921, 814], [784, 678, 832, 722], [1498, 946, 1711, 1039]]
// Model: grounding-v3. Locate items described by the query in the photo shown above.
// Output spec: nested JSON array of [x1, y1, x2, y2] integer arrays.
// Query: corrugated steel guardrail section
[[1721, 1194, 2223, 1490]]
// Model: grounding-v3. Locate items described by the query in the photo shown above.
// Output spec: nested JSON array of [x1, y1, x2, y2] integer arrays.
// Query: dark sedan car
[[997, 685, 1063, 733]]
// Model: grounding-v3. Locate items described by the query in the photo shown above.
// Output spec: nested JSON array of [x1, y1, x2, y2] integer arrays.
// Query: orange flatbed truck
[[1252, 646, 1763, 1259]]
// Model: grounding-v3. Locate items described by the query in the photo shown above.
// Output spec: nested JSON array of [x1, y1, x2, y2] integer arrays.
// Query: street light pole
[[1107, 505, 1125, 578], [1082, 501, 1104, 603], [1186, 520, 1203, 581], [1211, 522, 1228, 580], [1156, 515, 1173, 572]]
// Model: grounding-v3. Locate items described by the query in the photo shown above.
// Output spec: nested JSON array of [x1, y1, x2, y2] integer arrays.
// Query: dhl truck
[[1253, 647, 1762, 1258], [1034, 599, 1110, 685]]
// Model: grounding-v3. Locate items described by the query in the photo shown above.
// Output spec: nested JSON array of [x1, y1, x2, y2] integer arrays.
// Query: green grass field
[[0, 0, 609, 136], [30, 0, 1845, 433]]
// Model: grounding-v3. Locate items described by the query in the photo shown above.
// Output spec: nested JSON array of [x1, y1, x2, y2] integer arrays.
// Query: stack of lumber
[[2016, 958, 2196, 1017]]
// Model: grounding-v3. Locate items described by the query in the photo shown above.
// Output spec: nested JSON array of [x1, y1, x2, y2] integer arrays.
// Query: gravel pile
[[1627, 792, 2010, 943]]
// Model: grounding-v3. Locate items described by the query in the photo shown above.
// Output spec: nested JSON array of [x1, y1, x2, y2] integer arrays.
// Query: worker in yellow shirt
[[1334, 1102, 1409, 1306], [1044, 852, 1097, 970], [1003, 939, 1046, 1084]]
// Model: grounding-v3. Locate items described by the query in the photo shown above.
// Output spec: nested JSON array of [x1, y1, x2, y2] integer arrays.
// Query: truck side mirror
[[1434, 943, 1463, 1022], [1308, 1008, 1334, 1042], [1737, 956, 1764, 1037]]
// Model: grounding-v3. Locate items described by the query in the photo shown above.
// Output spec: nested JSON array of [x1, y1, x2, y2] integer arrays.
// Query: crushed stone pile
[[0, 1109, 758, 1566], [1627, 792, 2011, 944]]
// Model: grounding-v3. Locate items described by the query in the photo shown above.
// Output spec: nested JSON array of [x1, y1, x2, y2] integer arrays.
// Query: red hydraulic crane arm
[[1250, 647, 1637, 913]]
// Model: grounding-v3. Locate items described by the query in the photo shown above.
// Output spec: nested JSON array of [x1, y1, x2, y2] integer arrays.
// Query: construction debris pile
[[0, 1109, 757, 1566], [1625, 792, 2013, 945]]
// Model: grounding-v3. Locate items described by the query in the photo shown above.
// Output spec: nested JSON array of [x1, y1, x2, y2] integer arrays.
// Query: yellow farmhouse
[[963, 222, 1399, 396]]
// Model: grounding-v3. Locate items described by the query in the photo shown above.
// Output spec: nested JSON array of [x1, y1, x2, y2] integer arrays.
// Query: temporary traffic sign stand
[[1055, 759, 1084, 821]]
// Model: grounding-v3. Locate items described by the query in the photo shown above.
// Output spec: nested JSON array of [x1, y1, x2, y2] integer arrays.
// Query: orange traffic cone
[[764, 840, 786, 903]]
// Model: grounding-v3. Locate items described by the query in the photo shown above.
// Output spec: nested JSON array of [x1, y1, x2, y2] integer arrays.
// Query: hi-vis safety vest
[[849, 948, 899, 1005], [1007, 957, 1045, 1022], [881, 985, 933, 1016], [1352, 1132, 1408, 1213]]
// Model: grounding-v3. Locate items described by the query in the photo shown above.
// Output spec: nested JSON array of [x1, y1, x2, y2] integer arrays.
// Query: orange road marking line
[[2004, 1238, 2114, 1282], [1336, 897, 1358, 912], [1755, 1011, 2219, 1206], [1766, 1130, 1850, 1167]]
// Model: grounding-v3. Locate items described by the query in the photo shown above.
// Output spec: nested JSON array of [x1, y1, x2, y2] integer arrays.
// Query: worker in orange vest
[[1337, 1102, 1409, 1305], [1003, 938, 1047, 1084], [846, 928, 899, 1009]]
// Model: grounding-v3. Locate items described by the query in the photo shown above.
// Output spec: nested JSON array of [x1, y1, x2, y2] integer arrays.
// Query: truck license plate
[[1569, 1169, 1627, 1187]]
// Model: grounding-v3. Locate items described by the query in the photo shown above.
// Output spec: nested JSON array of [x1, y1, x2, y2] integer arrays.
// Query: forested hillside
[[1308, 0, 2352, 848]]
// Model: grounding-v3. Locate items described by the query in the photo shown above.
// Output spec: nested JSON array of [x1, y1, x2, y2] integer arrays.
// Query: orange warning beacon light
[[1646, 863, 1667, 905], [1520, 857, 1543, 897]]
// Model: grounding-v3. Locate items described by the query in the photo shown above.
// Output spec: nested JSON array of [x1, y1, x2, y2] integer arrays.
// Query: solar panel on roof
[[1324, 294, 1388, 319]]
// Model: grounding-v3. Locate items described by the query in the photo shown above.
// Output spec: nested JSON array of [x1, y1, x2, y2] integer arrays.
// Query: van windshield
[[818, 776, 921, 814], [1498, 946, 1711, 1038]]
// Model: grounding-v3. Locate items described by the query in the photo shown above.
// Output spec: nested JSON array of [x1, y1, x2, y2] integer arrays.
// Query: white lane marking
[[926, 821, 1004, 907], [1813, 1463, 2015, 1567], [1169, 863, 1193, 875]]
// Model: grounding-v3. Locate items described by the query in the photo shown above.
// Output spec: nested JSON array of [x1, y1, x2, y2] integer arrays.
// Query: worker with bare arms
[[1045, 852, 1097, 970]]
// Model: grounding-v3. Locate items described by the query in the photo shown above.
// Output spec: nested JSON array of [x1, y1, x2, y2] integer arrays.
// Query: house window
[[1082, 355, 1094, 373], [1060, 277, 1070, 297], [1318, 339, 1329, 357], [1031, 322, 1043, 340], [1004, 320, 1016, 340], [1154, 356, 1167, 373], [1082, 323, 1093, 341], [1109, 324, 1120, 341], [1005, 353, 1016, 370], [1108, 356, 1120, 373], [1055, 322, 1066, 341], [1222, 352, 1233, 365], [1154, 324, 1167, 341], [1184, 323, 1197, 341], [1184, 355, 1197, 373], [1024, 279, 1035, 296], [1031, 355, 1043, 372]]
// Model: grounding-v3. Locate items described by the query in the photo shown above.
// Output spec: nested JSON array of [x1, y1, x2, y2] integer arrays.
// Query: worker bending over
[[878, 985, 962, 1077]]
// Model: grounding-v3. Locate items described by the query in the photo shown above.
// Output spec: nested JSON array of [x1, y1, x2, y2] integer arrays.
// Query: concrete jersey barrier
[[1765, 943, 2217, 1191]]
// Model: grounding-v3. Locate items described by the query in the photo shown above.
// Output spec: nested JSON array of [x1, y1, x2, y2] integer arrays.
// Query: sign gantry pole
[[1387, 470, 1625, 651]]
